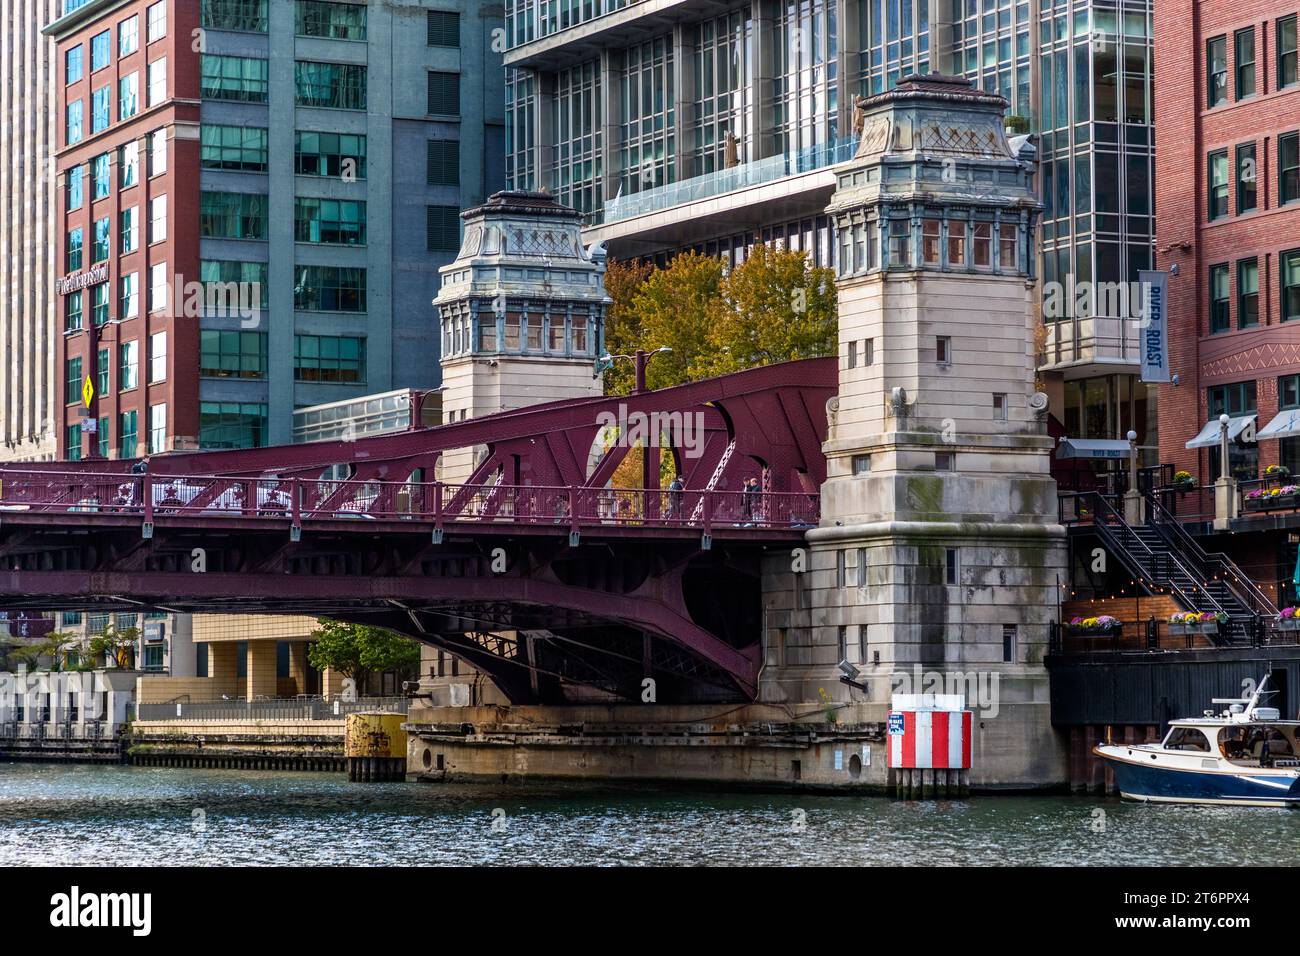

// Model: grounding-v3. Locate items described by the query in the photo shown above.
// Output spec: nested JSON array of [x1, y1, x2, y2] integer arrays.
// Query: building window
[[993, 393, 1008, 420], [945, 219, 966, 267], [295, 131, 366, 178], [427, 10, 459, 46], [427, 71, 460, 116], [426, 205, 461, 251], [201, 0, 269, 33], [65, 356, 83, 405], [91, 30, 110, 72], [66, 228, 83, 273], [200, 330, 268, 379], [1237, 143, 1257, 214], [846, 340, 856, 368], [120, 142, 139, 188], [97, 417, 109, 458], [293, 265, 366, 312], [1279, 16, 1298, 89], [1209, 263, 1230, 333], [201, 259, 268, 294], [1238, 259, 1259, 328], [148, 404, 167, 454], [200, 191, 268, 240], [120, 207, 138, 254], [1281, 133, 1300, 206], [427, 140, 459, 186], [149, 331, 167, 383], [998, 223, 1018, 270], [91, 283, 109, 326], [887, 219, 910, 267], [1207, 381, 1257, 418], [851, 454, 871, 475], [149, 129, 167, 176], [67, 165, 84, 211], [92, 217, 110, 262], [66, 291, 84, 332], [92, 153, 110, 200], [856, 547, 868, 588], [296, 0, 366, 39], [148, 57, 167, 107], [1206, 36, 1227, 106], [836, 550, 846, 588], [1208, 150, 1229, 220], [91, 85, 110, 133], [294, 335, 366, 383], [295, 61, 367, 110], [147, 2, 167, 43], [120, 272, 139, 321], [1234, 28, 1255, 99], [119, 73, 139, 120], [1207, 381, 1259, 481], [66, 45, 83, 85], [119, 340, 139, 390], [936, 335, 951, 365], [150, 262, 168, 312], [119, 14, 139, 56], [66, 424, 82, 462], [1284, 250, 1300, 323], [199, 401, 269, 449], [936, 451, 955, 471], [200, 55, 269, 102], [1002, 625, 1017, 663], [119, 410, 138, 458], [66, 100, 83, 145], [200, 125, 269, 172], [864, 338, 874, 365], [945, 548, 959, 585], [972, 222, 992, 267], [294, 198, 366, 245], [150, 195, 167, 244], [1281, 374, 1300, 410], [922, 219, 941, 265], [836, 626, 847, 662]]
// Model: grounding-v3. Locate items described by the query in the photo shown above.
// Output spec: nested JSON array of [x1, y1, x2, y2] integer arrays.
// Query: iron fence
[[134, 695, 410, 722]]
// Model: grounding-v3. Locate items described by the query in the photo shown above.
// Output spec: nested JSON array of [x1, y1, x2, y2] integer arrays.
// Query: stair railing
[[1144, 491, 1278, 619]]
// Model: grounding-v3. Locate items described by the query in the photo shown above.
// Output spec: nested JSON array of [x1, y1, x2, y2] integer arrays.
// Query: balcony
[[585, 137, 857, 255], [1038, 314, 1141, 378], [505, 0, 694, 71]]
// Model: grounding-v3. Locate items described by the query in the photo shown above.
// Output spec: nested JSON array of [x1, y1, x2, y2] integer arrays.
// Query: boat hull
[[1094, 746, 1300, 808]]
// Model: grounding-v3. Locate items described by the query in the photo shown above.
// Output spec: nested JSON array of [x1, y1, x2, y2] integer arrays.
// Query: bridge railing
[[0, 469, 821, 533], [134, 695, 410, 722]]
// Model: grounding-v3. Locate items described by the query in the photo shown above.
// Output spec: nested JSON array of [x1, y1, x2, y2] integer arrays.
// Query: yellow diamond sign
[[82, 376, 94, 409]]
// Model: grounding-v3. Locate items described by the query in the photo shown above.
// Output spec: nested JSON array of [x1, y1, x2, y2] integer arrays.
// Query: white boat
[[1093, 675, 1300, 808]]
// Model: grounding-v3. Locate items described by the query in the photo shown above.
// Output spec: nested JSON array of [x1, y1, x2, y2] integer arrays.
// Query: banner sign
[[1138, 270, 1170, 383]]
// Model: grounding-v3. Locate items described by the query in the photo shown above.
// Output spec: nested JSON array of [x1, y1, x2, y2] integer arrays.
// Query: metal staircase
[[1083, 492, 1273, 645]]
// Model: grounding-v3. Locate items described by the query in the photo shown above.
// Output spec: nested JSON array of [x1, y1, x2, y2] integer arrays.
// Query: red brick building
[[1156, 0, 1300, 480], [49, 0, 200, 459], [1155, 0, 1300, 598]]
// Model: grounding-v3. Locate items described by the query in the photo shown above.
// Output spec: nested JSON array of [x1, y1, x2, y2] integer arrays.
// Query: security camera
[[838, 659, 861, 682], [1169, 263, 1179, 277]]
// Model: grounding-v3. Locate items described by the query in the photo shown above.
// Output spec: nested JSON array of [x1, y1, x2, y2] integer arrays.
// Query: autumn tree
[[601, 258, 655, 396], [694, 245, 837, 378]]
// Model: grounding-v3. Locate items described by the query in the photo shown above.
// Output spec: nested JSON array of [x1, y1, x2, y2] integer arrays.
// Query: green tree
[[624, 251, 723, 391], [694, 246, 837, 378], [307, 620, 421, 687], [9, 631, 79, 671], [601, 258, 655, 396], [88, 625, 139, 669]]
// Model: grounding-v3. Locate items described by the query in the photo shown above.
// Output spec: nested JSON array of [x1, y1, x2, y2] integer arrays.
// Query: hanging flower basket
[[1278, 608, 1300, 631], [1168, 611, 1226, 636], [1245, 484, 1300, 510], [1066, 615, 1123, 636], [1172, 471, 1196, 493]]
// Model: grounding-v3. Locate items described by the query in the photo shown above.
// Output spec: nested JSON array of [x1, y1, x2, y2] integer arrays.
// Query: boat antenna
[[1245, 674, 1271, 718]]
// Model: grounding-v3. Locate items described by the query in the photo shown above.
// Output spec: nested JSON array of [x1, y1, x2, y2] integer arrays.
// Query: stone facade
[[758, 75, 1068, 788]]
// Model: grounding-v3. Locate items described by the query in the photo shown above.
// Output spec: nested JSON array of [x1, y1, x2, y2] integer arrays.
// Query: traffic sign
[[82, 376, 94, 408]]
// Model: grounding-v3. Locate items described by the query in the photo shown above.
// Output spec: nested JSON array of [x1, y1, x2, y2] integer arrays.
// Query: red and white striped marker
[[888, 709, 973, 769]]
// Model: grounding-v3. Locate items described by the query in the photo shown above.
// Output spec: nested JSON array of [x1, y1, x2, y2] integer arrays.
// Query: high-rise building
[[0, 0, 60, 461], [503, 0, 1158, 456], [46, 0, 505, 459], [1154, 0, 1300, 601]]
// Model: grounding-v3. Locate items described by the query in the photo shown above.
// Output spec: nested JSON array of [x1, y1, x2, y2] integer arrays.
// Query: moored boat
[[1093, 676, 1300, 807]]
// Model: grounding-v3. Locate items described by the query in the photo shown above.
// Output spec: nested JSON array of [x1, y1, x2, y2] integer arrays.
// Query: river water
[[0, 763, 1295, 866]]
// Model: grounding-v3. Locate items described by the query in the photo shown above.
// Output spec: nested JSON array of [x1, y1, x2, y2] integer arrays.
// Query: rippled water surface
[[0, 763, 1295, 866]]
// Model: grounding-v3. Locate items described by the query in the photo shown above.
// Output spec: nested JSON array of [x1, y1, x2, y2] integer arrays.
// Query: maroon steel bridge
[[0, 359, 834, 703]]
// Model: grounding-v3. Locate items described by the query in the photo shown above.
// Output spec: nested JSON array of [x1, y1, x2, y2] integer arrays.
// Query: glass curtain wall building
[[504, 0, 1155, 447]]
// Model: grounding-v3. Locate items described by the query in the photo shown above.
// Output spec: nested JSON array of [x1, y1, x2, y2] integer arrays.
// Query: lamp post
[[1216, 412, 1234, 528], [1218, 412, 1231, 477]]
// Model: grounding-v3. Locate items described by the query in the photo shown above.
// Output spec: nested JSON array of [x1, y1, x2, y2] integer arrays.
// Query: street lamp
[[1219, 412, 1231, 481], [600, 347, 673, 394], [1127, 429, 1138, 497]]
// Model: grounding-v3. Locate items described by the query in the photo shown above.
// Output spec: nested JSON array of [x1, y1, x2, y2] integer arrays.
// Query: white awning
[[1055, 438, 1132, 460], [1256, 409, 1300, 441], [1185, 414, 1257, 449]]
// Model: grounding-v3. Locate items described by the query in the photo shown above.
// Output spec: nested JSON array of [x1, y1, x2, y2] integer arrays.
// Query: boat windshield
[[1217, 725, 1300, 766], [1161, 727, 1212, 751]]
